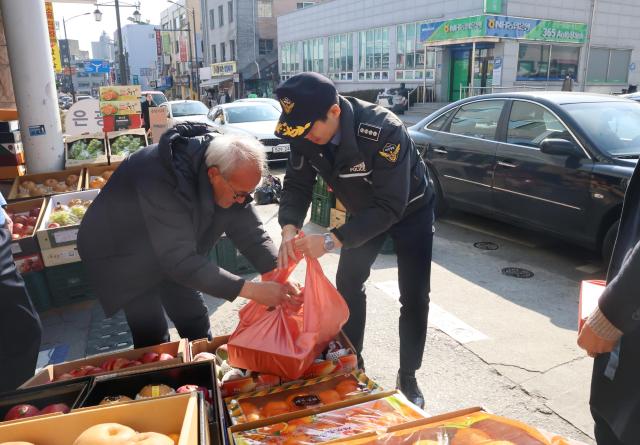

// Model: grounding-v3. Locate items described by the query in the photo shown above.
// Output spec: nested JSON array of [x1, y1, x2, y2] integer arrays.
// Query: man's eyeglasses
[[222, 176, 254, 201]]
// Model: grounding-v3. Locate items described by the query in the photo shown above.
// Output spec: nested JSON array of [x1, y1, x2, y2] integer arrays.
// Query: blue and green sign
[[420, 15, 587, 44]]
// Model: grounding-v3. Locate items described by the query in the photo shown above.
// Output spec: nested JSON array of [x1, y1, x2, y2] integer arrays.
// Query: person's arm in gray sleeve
[[225, 203, 278, 274], [136, 177, 245, 300], [278, 149, 317, 229], [333, 123, 412, 248]]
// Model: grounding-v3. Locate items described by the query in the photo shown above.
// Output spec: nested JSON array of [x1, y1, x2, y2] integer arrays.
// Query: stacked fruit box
[[0, 120, 26, 180]]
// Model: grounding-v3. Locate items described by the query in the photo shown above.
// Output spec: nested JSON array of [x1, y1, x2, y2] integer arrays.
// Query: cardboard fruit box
[[190, 331, 359, 398], [7, 168, 83, 200], [84, 161, 121, 190], [5, 197, 47, 257], [21, 339, 189, 388], [107, 128, 148, 163], [64, 132, 108, 168], [0, 392, 206, 445], [0, 380, 90, 425]]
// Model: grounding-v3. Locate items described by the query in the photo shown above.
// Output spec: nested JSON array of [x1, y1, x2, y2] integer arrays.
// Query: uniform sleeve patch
[[379, 143, 401, 163], [357, 123, 381, 142]]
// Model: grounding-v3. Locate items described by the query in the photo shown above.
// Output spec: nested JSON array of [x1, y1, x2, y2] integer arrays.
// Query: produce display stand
[[7, 168, 83, 200], [64, 132, 108, 169]]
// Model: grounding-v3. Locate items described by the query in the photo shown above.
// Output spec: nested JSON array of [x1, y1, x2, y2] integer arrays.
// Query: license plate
[[273, 144, 290, 153]]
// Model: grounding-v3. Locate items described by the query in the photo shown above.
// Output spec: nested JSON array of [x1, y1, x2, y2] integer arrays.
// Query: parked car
[[140, 90, 168, 106], [75, 94, 93, 102], [207, 102, 289, 162], [408, 92, 640, 261], [234, 97, 282, 112], [160, 100, 211, 127]]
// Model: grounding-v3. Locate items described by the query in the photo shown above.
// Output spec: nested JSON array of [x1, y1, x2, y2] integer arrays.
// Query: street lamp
[[62, 12, 95, 102], [166, 0, 200, 99], [94, 1, 142, 85]]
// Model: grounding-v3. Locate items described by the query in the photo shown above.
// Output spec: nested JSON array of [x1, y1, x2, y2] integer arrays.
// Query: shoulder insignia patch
[[379, 143, 401, 163], [357, 123, 381, 142]]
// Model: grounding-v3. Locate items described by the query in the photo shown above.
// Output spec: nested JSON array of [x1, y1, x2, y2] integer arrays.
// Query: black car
[[408, 92, 640, 260]]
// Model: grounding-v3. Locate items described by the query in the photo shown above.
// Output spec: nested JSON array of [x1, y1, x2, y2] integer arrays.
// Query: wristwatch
[[323, 233, 336, 252]]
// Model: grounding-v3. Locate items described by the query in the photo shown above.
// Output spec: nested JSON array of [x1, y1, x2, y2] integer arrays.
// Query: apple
[[13, 216, 28, 225], [111, 358, 132, 370], [176, 385, 212, 404], [47, 222, 60, 229], [24, 225, 34, 235], [56, 373, 75, 381], [140, 352, 159, 364], [27, 216, 37, 225], [101, 357, 118, 371], [11, 233, 21, 240], [29, 207, 41, 217], [39, 403, 70, 415], [121, 360, 142, 369], [4, 404, 40, 421], [85, 366, 105, 376], [12, 223, 24, 233], [158, 353, 174, 361], [192, 352, 216, 362]]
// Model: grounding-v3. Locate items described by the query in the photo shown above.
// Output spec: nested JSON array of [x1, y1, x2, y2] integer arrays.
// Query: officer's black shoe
[[396, 371, 424, 409]]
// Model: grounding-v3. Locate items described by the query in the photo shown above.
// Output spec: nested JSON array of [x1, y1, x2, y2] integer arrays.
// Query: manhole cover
[[474, 241, 499, 250], [501, 267, 534, 279]]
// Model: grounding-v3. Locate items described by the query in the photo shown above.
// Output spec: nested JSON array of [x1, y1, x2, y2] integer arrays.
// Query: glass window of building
[[259, 39, 274, 55], [211, 44, 216, 63], [328, 33, 353, 81], [221, 42, 226, 62], [303, 38, 324, 74], [297, 2, 314, 8], [209, 10, 214, 29], [358, 27, 390, 81], [218, 5, 224, 26], [228, 1, 233, 23], [587, 48, 632, 84], [258, 0, 273, 18], [230, 40, 235, 61], [280, 42, 301, 79], [396, 21, 436, 81], [517, 43, 579, 81]]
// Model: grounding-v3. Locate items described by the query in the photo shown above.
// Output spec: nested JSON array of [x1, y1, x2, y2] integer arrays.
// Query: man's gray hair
[[204, 133, 266, 176]]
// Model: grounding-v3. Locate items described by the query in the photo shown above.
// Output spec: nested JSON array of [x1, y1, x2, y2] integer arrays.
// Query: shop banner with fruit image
[[99, 85, 142, 116]]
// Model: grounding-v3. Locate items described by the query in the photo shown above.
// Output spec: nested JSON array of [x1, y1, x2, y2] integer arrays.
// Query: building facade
[[59, 39, 82, 65], [199, 0, 324, 99], [91, 31, 114, 61], [117, 23, 160, 90], [159, 0, 202, 100], [277, 0, 640, 102]]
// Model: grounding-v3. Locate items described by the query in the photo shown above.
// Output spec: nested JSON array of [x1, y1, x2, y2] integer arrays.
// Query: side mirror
[[540, 138, 583, 157]]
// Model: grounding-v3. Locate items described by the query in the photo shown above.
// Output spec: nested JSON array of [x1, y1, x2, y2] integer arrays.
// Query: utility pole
[[115, 0, 128, 84], [62, 18, 77, 102]]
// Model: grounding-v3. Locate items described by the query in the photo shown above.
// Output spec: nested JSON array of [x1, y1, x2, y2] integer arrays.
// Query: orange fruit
[[241, 402, 259, 416], [335, 380, 359, 398], [262, 400, 291, 418], [318, 389, 342, 405]]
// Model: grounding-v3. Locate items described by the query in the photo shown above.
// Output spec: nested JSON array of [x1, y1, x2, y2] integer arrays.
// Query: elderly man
[[78, 123, 297, 347]]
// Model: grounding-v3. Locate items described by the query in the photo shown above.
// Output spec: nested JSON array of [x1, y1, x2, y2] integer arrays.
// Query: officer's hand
[[2, 208, 12, 233], [240, 281, 292, 307], [577, 323, 618, 358], [283, 280, 304, 310], [295, 234, 328, 259], [278, 224, 299, 269]]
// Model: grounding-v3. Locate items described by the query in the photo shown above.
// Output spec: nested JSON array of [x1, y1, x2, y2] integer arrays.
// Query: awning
[[200, 77, 232, 88]]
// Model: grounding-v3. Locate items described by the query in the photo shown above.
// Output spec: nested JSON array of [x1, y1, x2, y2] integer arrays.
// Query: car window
[[225, 105, 280, 123], [507, 101, 574, 148], [171, 101, 209, 117], [449, 100, 505, 140], [425, 109, 455, 131]]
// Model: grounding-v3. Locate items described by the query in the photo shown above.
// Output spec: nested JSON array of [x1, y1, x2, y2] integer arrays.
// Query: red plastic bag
[[227, 250, 350, 380]]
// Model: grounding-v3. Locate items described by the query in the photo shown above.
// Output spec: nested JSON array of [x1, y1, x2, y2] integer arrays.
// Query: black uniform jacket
[[77, 123, 278, 316], [591, 161, 640, 443], [278, 96, 432, 248]]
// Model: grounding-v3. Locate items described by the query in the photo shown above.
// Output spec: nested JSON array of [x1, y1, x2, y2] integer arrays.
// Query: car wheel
[[427, 165, 447, 219], [602, 220, 619, 265]]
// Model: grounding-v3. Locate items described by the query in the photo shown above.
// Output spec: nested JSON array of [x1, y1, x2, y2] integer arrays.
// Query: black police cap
[[274, 72, 338, 139]]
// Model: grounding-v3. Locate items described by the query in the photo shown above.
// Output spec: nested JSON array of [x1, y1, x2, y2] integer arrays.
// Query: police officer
[[275, 72, 434, 408], [0, 191, 42, 391]]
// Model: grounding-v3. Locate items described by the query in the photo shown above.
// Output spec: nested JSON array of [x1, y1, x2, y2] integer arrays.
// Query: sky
[[51, 0, 165, 56]]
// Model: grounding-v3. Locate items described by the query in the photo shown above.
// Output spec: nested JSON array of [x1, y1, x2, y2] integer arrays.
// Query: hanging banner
[[420, 15, 587, 45], [211, 61, 237, 77], [45, 2, 62, 73], [162, 32, 172, 54], [155, 30, 162, 56], [179, 37, 188, 62]]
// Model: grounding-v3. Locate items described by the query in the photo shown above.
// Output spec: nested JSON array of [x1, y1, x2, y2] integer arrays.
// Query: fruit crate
[[311, 193, 334, 227], [210, 236, 256, 275], [313, 175, 332, 198], [44, 262, 95, 307], [23, 270, 52, 312]]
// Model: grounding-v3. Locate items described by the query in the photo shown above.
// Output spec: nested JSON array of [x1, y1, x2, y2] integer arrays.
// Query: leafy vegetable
[[69, 138, 104, 160], [110, 135, 145, 156]]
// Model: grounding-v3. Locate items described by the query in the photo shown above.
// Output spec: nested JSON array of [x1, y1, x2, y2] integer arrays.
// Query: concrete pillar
[[1, 0, 64, 173]]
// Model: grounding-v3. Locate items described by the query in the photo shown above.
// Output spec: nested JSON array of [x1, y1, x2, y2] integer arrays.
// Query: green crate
[[44, 262, 95, 307], [23, 270, 52, 312], [311, 193, 333, 227], [211, 236, 256, 275], [380, 235, 396, 255], [313, 176, 332, 198]]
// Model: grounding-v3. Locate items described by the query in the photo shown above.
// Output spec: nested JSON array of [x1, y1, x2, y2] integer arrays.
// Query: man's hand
[[240, 280, 296, 307], [577, 323, 619, 358], [278, 224, 299, 269], [294, 233, 342, 259], [2, 208, 12, 234]]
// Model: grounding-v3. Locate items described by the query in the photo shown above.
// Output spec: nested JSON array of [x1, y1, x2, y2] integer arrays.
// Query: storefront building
[[277, 0, 640, 101]]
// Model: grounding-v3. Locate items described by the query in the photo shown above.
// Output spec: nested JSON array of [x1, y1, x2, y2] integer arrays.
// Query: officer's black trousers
[[337, 201, 434, 374], [122, 280, 212, 348], [0, 228, 42, 392]]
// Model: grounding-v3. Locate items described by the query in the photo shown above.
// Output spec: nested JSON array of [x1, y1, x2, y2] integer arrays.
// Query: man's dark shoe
[[396, 371, 424, 409]]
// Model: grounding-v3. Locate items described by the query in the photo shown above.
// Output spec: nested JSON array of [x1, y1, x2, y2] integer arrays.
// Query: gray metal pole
[[192, 8, 200, 99], [115, 0, 127, 84], [62, 18, 76, 102], [186, 19, 194, 99]]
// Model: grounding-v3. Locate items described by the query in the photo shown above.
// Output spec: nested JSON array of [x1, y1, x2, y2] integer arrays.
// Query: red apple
[[176, 385, 212, 404], [158, 353, 174, 361], [101, 357, 118, 371], [192, 352, 216, 362], [140, 352, 159, 364], [111, 358, 131, 370], [24, 225, 34, 235], [39, 403, 70, 415], [47, 222, 60, 229], [121, 360, 142, 369], [12, 223, 24, 233], [13, 216, 28, 225], [85, 366, 105, 376], [4, 404, 40, 421], [56, 373, 75, 381], [27, 216, 37, 225], [11, 233, 21, 240], [29, 207, 41, 217]]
